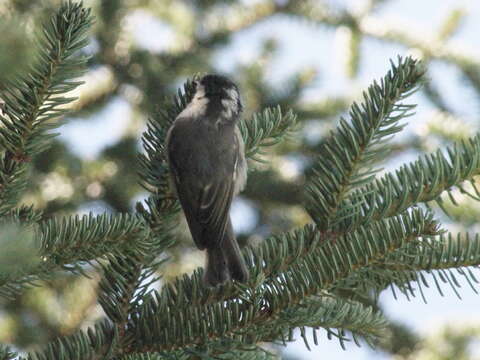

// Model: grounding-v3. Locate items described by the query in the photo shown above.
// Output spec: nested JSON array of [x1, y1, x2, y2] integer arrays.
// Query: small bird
[[166, 74, 249, 286]]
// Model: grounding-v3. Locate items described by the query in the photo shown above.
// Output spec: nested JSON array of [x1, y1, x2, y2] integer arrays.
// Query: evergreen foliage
[[0, 1, 91, 217], [1, 1, 480, 359], [306, 57, 424, 232]]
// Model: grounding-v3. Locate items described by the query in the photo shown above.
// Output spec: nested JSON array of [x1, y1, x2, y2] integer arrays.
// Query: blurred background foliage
[[0, 0, 480, 358]]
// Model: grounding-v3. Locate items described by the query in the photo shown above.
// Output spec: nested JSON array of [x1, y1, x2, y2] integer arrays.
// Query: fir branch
[[98, 256, 147, 324], [333, 232, 480, 303], [38, 213, 151, 261], [255, 296, 388, 350], [336, 264, 469, 304], [97, 254, 168, 357], [93, 200, 182, 357], [340, 135, 480, 231], [332, 263, 420, 303], [388, 233, 480, 271], [179, 345, 277, 360], [122, 347, 278, 360], [0, 345, 17, 360], [99, 257, 142, 356], [121, 209, 438, 354], [211, 349, 278, 360], [214, 348, 277, 360], [0, 1, 92, 216], [1, 204, 43, 224], [239, 106, 297, 164], [142, 209, 439, 314], [135, 194, 181, 238], [120, 355, 171, 360], [378, 233, 480, 300], [217, 349, 277, 360], [21, 320, 116, 360], [0, 213, 150, 299], [305, 56, 425, 232], [99, 201, 180, 355]]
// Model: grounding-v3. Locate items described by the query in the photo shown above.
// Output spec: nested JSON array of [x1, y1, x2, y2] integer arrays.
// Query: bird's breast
[[169, 117, 237, 182]]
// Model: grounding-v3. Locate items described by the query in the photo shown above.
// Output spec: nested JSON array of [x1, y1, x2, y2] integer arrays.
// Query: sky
[[57, 0, 480, 358]]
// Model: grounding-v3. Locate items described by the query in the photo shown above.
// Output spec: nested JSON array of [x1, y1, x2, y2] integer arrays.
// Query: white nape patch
[[221, 87, 240, 119], [233, 126, 247, 195], [177, 83, 209, 119]]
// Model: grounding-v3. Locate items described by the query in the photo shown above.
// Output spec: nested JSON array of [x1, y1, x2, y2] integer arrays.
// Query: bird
[[166, 74, 249, 286]]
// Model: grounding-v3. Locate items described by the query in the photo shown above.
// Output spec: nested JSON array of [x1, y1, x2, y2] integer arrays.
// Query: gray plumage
[[166, 74, 248, 286]]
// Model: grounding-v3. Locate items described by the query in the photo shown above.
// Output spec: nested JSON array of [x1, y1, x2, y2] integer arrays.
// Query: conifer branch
[[380, 233, 480, 300], [0, 213, 150, 299], [333, 231, 480, 303], [119, 209, 438, 354], [239, 106, 297, 163], [135, 192, 181, 238], [20, 320, 116, 360], [98, 258, 143, 357], [97, 254, 169, 357], [98, 200, 183, 355], [367, 233, 480, 272], [338, 265, 472, 304], [144, 209, 439, 315], [340, 135, 480, 231], [252, 296, 388, 350], [39, 213, 150, 259], [2, 205, 43, 224], [305, 56, 425, 232], [0, 345, 16, 360], [0, 1, 92, 216], [120, 348, 278, 360]]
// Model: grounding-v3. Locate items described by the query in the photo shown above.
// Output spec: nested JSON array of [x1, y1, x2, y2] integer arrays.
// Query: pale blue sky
[[58, 0, 480, 358]]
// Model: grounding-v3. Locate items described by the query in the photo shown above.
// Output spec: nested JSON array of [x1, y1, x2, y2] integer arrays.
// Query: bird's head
[[195, 74, 243, 119]]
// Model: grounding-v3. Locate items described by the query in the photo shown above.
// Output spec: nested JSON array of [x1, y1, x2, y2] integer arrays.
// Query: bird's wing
[[172, 167, 235, 250], [167, 122, 238, 250]]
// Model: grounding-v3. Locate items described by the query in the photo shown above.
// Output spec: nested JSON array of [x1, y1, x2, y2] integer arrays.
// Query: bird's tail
[[204, 245, 228, 286], [204, 219, 249, 286]]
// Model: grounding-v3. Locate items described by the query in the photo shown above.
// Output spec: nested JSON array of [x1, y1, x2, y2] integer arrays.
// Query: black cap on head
[[200, 74, 238, 96]]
